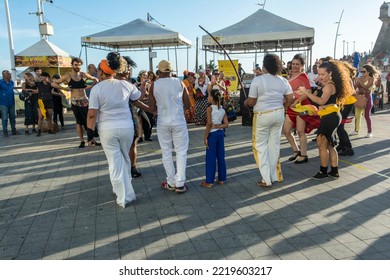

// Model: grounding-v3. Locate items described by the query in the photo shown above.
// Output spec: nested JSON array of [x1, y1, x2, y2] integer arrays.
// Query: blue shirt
[[0, 79, 15, 106]]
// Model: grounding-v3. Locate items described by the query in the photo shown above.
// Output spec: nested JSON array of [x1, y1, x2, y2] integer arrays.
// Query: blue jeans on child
[[206, 129, 226, 183]]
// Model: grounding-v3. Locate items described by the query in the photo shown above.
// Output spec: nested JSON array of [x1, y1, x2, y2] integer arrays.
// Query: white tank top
[[153, 77, 186, 126], [210, 105, 226, 133]]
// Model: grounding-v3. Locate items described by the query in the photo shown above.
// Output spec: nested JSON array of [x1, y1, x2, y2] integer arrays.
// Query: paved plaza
[[0, 105, 390, 260]]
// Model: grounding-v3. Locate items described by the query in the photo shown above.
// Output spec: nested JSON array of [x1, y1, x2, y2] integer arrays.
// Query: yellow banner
[[218, 60, 239, 92], [14, 56, 71, 67]]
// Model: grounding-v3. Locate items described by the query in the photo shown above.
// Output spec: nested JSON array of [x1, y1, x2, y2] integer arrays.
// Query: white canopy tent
[[81, 18, 191, 71], [202, 9, 315, 65]]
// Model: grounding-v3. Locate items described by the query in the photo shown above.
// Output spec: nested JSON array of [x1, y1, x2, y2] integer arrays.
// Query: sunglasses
[[360, 70, 367, 73]]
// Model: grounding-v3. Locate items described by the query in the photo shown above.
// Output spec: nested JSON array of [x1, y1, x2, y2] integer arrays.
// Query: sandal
[[201, 181, 214, 188], [257, 181, 272, 187], [216, 180, 225, 185], [175, 185, 188, 193], [161, 181, 176, 191], [288, 150, 301, 161]]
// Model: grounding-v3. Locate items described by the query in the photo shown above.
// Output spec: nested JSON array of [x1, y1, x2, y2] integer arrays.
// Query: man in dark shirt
[[36, 72, 55, 136]]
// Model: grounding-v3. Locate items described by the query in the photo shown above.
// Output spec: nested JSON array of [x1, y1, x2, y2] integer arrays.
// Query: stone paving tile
[[320, 243, 356, 260], [299, 246, 335, 260]]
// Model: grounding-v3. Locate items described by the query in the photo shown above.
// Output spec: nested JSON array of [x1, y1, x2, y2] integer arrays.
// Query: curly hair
[[341, 61, 357, 78], [319, 60, 354, 106]]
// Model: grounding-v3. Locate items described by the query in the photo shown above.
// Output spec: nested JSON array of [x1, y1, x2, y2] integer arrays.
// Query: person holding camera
[[21, 72, 39, 134]]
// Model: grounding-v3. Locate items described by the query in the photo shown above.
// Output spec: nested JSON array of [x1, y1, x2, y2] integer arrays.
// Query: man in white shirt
[[307, 64, 318, 93], [148, 60, 191, 193]]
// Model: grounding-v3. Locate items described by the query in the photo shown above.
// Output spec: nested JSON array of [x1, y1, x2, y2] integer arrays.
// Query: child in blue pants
[[202, 89, 229, 188]]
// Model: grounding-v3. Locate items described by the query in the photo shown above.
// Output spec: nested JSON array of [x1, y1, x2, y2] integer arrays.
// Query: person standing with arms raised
[[52, 58, 99, 148], [148, 60, 191, 193]]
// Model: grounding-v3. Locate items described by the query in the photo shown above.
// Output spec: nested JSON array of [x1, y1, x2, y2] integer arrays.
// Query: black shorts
[[71, 104, 88, 127], [41, 99, 54, 110]]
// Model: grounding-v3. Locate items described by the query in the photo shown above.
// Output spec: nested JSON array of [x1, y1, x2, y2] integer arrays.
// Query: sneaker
[[349, 131, 359, 136], [25, 130, 30, 135], [312, 171, 328, 180], [3, 132, 9, 138], [161, 181, 176, 191], [328, 171, 340, 179], [36, 130, 41, 137], [131, 167, 142, 178], [79, 141, 85, 148], [175, 185, 188, 193], [11, 131, 21, 135], [32, 128, 37, 133], [338, 148, 355, 156], [365, 133, 373, 138]]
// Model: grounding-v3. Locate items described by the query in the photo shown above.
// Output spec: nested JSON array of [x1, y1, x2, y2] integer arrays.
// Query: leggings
[[354, 93, 373, 133]]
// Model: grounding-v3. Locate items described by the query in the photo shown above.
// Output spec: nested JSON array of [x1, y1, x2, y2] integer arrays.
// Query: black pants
[[337, 104, 354, 149]]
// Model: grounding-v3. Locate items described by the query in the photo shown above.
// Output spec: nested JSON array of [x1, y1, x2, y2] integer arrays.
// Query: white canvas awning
[[202, 9, 314, 54], [81, 18, 191, 51]]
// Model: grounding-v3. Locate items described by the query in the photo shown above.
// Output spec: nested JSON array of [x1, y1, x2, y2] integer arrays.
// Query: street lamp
[[333, 9, 344, 59], [343, 40, 346, 57]]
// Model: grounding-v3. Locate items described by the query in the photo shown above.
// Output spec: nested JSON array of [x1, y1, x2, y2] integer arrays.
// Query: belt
[[253, 108, 284, 115]]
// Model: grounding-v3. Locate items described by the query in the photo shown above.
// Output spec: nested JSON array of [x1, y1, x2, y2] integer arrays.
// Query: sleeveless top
[[210, 105, 225, 133], [153, 77, 186, 126], [313, 87, 337, 107], [68, 73, 87, 89]]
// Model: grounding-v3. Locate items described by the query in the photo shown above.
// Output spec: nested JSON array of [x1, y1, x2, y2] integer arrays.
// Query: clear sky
[[0, 0, 386, 76]]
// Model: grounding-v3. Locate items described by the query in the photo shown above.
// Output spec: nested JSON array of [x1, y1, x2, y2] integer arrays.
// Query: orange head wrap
[[99, 59, 115, 75]]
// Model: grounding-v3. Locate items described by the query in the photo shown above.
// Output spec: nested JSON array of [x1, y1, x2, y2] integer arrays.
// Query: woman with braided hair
[[87, 52, 145, 208]]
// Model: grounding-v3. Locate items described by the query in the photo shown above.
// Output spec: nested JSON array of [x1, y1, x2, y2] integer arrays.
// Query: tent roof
[[202, 9, 314, 53], [81, 18, 191, 51], [16, 39, 70, 57]]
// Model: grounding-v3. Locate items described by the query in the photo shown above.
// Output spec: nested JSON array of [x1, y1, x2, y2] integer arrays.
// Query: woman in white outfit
[[87, 52, 144, 208], [244, 54, 294, 187]]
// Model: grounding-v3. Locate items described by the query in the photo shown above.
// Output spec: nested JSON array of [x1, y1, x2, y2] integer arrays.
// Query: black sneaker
[[36, 130, 41, 137], [12, 131, 21, 135], [79, 141, 85, 148], [131, 167, 142, 178], [338, 148, 354, 156], [32, 128, 37, 133], [312, 171, 328, 180], [328, 171, 340, 179]]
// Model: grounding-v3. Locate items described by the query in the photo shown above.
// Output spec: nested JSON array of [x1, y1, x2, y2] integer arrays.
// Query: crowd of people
[[0, 51, 388, 207]]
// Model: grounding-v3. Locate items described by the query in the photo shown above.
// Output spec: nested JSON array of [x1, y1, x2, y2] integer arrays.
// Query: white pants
[[99, 127, 135, 207], [157, 123, 189, 187], [252, 110, 285, 185]]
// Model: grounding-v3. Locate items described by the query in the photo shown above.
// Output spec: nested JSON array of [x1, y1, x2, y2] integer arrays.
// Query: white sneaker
[[349, 131, 359, 136], [365, 133, 373, 138]]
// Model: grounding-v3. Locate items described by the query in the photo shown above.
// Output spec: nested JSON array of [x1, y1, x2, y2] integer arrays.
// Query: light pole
[[343, 40, 345, 57], [347, 42, 349, 56], [333, 9, 344, 59], [4, 0, 16, 81], [353, 41, 356, 53], [371, 42, 373, 53]]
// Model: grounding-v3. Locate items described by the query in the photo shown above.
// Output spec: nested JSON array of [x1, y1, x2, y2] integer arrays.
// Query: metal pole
[[147, 13, 153, 71], [175, 46, 178, 76], [4, 0, 16, 81], [353, 41, 355, 53], [333, 9, 344, 59], [195, 37, 199, 72], [343, 40, 345, 57], [347, 42, 349, 56], [186, 46, 189, 71]]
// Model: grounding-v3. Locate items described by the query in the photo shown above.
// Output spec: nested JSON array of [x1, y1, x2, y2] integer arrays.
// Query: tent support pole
[[149, 47, 153, 71], [195, 37, 199, 72], [186, 46, 189, 71], [85, 45, 88, 67], [175, 46, 178, 75]]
